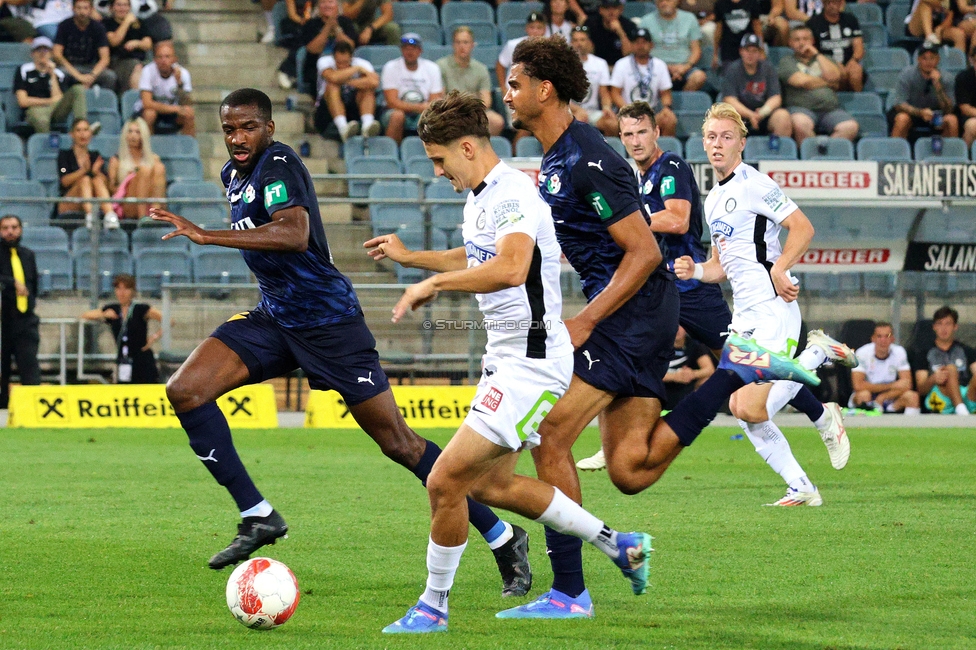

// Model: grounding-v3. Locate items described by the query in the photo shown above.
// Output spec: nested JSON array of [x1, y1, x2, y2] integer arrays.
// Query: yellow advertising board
[[8, 384, 278, 428], [305, 385, 477, 428]]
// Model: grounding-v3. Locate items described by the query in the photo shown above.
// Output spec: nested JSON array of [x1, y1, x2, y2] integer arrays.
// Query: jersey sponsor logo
[[669, 160, 680, 168], [481, 387, 504, 412], [762, 186, 787, 212], [588, 160, 604, 172], [725, 198, 737, 212], [515, 390, 558, 441], [661, 175, 676, 197], [476, 211, 487, 229], [587, 192, 613, 220], [642, 179, 653, 195], [493, 200, 524, 230], [546, 173, 561, 194], [264, 180, 289, 208], [231, 217, 257, 231], [243, 184, 255, 204], [465, 241, 496, 263], [711, 220, 734, 237]]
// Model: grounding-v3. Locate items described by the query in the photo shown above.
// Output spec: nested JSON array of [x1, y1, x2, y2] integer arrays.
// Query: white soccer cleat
[[764, 487, 823, 507], [819, 402, 850, 470], [806, 329, 858, 368], [576, 448, 606, 471]]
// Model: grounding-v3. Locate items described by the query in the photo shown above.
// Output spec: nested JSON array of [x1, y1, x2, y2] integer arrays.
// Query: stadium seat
[[343, 135, 399, 164], [0, 132, 24, 156], [134, 247, 192, 296], [393, 226, 426, 283], [884, 3, 921, 48], [347, 157, 402, 199], [91, 133, 120, 157], [192, 247, 253, 284], [914, 137, 969, 162], [399, 136, 426, 165], [915, 207, 976, 242], [72, 226, 129, 251], [87, 109, 122, 134], [34, 248, 74, 293], [856, 113, 889, 138], [799, 137, 855, 160], [471, 44, 501, 77], [167, 180, 230, 228], [623, 1, 653, 18], [0, 180, 51, 225], [837, 92, 884, 115], [857, 137, 911, 161], [368, 180, 422, 233], [22, 225, 69, 250], [353, 45, 401, 71], [657, 136, 683, 156], [447, 21, 497, 46], [0, 61, 19, 92], [0, 42, 30, 62], [672, 91, 712, 115], [863, 47, 910, 71], [497, 1, 542, 25], [676, 113, 702, 140], [164, 157, 204, 182], [606, 137, 627, 158], [404, 157, 435, 179], [399, 21, 444, 46], [85, 87, 119, 114], [860, 23, 889, 47], [392, 1, 438, 24], [1, 88, 29, 135], [440, 1, 494, 27], [743, 136, 798, 162], [490, 135, 513, 159], [766, 46, 791, 68], [151, 134, 201, 158], [74, 249, 132, 295], [132, 226, 186, 254], [684, 136, 707, 162], [848, 2, 884, 24], [0, 154, 27, 180], [515, 136, 543, 157], [121, 88, 140, 119], [427, 178, 464, 249]]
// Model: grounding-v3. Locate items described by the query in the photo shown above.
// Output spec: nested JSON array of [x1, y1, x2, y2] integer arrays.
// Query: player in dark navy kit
[[497, 37, 818, 619], [149, 89, 532, 596]]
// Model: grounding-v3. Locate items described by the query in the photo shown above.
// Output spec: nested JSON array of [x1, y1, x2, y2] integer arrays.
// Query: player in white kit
[[365, 92, 652, 633], [675, 102, 852, 506]]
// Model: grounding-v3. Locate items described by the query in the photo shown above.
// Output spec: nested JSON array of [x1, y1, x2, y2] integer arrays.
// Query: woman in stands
[[58, 117, 116, 226], [907, 0, 967, 50], [107, 117, 167, 220], [543, 0, 579, 40], [80, 273, 162, 384]]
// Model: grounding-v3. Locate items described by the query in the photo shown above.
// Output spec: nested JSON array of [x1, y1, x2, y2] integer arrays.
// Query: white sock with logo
[[739, 419, 812, 490], [535, 488, 618, 559], [419, 538, 466, 614], [240, 499, 273, 518]]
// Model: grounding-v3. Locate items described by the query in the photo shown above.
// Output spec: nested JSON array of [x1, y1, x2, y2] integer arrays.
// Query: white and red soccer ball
[[225, 558, 300, 629]]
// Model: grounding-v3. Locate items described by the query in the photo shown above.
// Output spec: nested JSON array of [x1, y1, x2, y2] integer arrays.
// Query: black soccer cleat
[[208, 510, 289, 570], [492, 524, 532, 597]]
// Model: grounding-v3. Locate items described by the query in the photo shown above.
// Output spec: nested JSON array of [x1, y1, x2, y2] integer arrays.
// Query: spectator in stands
[[437, 26, 504, 137], [95, 0, 173, 45], [0, 214, 41, 409], [951, 0, 976, 48], [543, 0, 579, 40], [583, 0, 637, 67], [0, 2, 37, 43], [722, 33, 792, 136], [32, 0, 74, 41], [806, 0, 863, 92], [14, 36, 88, 134], [914, 305, 976, 415], [103, 0, 152, 94], [257, 0, 277, 44], [889, 41, 959, 141], [53, 0, 117, 90], [763, 0, 790, 46], [314, 40, 380, 141], [681, 0, 717, 44], [783, 0, 821, 25], [58, 117, 115, 221], [106, 117, 165, 219], [610, 28, 677, 135], [779, 25, 859, 143], [343, 0, 399, 46], [80, 273, 161, 384], [851, 321, 921, 415], [712, 0, 761, 69], [640, 0, 707, 91], [570, 25, 618, 137], [298, 0, 357, 97], [906, 0, 966, 51], [137, 41, 194, 135], [663, 325, 715, 409], [276, 0, 316, 89], [381, 32, 443, 144], [957, 44, 976, 147], [498, 12, 548, 90]]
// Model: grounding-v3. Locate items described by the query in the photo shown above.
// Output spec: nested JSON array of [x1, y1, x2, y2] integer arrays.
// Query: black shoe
[[208, 510, 289, 570], [492, 524, 532, 597]]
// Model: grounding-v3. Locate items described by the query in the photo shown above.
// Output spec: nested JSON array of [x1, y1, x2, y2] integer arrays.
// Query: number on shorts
[[515, 390, 558, 441]]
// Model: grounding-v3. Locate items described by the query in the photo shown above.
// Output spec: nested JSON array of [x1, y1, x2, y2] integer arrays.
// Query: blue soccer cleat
[[495, 588, 594, 619], [613, 532, 652, 595], [719, 333, 821, 387], [382, 602, 448, 634]]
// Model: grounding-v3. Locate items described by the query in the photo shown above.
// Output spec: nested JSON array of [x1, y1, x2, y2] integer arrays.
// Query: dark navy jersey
[[221, 141, 360, 328], [539, 120, 665, 301], [638, 150, 708, 293]]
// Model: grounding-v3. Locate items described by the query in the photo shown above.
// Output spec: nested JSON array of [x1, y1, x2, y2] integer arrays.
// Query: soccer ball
[[225, 558, 300, 629]]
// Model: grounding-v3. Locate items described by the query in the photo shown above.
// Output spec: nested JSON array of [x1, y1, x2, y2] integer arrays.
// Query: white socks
[[361, 113, 375, 129], [333, 115, 348, 131], [486, 521, 513, 551], [765, 380, 802, 420], [739, 419, 812, 491], [264, 10, 274, 29], [240, 499, 273, 518], [798, 346, 826, 370], [420, 538, 467, 614], [905, 407, 921, 415], [535, 488, 619, 559]]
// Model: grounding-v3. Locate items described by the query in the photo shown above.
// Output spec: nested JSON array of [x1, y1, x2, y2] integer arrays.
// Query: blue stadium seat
[[134, 248, 192, 296], [74, 249, 132, 295], [447, 21, 497, 46], [71, 226, 129, 251], [472, 44, 501, 86], [393, 226, 426, 283], [1, 88, 29, 135], [0, 42, 30, 62], [497, 1, 542, 25], [837, 91, 884, 115], [884, 3, 917, 41], [167, 180, 229, 228], [606, 136, 627, 158], [743, 136, 798, 162], [914, 136, 968, 162], [192, 247, 253, 284], [657, 136, 683, 156], [399, 136, 427, 164], [863, 47, 910, 71], [121, 88, 140, 119], [393, 1, 438, 24], [427, 178, 464, 249], [848, 2, 884, 24], [348, 157, 402, 198], [672, 91, 712, 115], [353, 45, 401, 71], [499, 21, 525, 44], [624, 0, 653, 18], [35, 248, 74, 293], [87, 109, 121, 135], [515, 136, 543, 157], [490, 135, 512, 159], [676, 113, 702, 139], [368, 180, 422, 233], [799, 137, 855, 160], [164, 157, 204, 182], [404, 157, 435, 178], [151, 134, 200, 158], [91, 133, 120, 157], [440, 1, 494, 26], [131, 226, 183, 254], [684, 136, 707, 162], [0, 61, 19, 92], [766, 46, 791, 68], [0, 132, 24, 156], [399, 21, 444, 46], [22, 225, 69, 250], [860, 23, 889, 47], [344, 135, 399, 164], [862, 272, 896, 296], [0, 180, 51, 225], [857, 137, 911, 161], [915, 208, 976, 242], [424, 44, 453, 63], [85, 87, 119, 114], [856, 113, 889, 138], [0, 154, 27, 180]]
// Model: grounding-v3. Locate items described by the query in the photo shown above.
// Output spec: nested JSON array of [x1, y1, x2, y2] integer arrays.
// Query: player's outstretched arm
[[364, 234, 466, 272], [150, 206, 309, 252], [771, 209, 814, 303]]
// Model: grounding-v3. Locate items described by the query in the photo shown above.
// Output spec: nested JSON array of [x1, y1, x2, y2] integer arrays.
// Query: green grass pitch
[[2, 425, 974, 649]]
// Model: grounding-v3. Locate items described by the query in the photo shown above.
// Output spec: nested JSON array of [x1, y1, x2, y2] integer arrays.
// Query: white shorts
[[730, 297, 802, 357], [464, 353, 574, 452]]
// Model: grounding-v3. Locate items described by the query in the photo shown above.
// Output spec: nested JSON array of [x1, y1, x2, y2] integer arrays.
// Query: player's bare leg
[[602, 397, 684, 495]]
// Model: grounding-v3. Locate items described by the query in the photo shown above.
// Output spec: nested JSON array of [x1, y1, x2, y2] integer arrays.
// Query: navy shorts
[[678, 283, 733, 352], [211, 307, 390, 406], [573, 275, 680, 400]]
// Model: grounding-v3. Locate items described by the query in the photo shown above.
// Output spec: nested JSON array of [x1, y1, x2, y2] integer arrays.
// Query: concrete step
[[169, 0, 256, 12], [188, 63, 282, 89], [195, 101, 305, 133], [170, 14, 263, 43], [177, 42, 285, 68]]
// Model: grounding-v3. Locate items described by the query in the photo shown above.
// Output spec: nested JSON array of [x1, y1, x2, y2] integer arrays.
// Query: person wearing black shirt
[[57, 118, 114, 219], [806, 0, 863, 91], [14, 36, 88, 133], [52, 0, 117, 90], [296, 0, 357, 96], [957, 45, 976, 148], [663, 326, 715, 409], [81, 273, 161, 383], [712, 0, 761, 67], [102, 0, 152, 93], [0, 2, 37, 42], [0, 215, 41, 409], [584, 0, 637, 66]]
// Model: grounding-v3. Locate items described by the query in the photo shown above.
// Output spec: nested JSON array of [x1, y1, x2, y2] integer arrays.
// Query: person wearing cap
[[343, 0, 398, 46], [497, 11, 548, 91], [52, 0, 117, 91], [14, 36, 88, 134], [640, 0, 707, 91], [806, 0, 864, 92], [438, 26, 504, 137], [778, 24, 858, 144], [721, 33, 792, 137], [609, 28, 677, 135], [569, 25, 618, 137], [955, 45, 976, 147], [582, 0, 637, 67], [381, 32, 443, 143], [889, 41, 959, 141], [712, 0, 762, 68]]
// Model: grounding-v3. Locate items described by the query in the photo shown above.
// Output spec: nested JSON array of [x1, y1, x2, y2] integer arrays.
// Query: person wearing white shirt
[[137, 42, 194, 135], [569, 25, 618, 136], [543, 0, 578, 40], [315, 40, 380, 142], [609, 28, 676, 135], [497, 12, 547, 90], [381, 32, 444, 143], [851, 322, 921, 414]]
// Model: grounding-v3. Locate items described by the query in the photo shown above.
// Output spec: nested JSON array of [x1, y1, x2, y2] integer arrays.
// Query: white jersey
[[380, 57, 443, 103], [704, 162, 799, 311], [852, 343, 911, 385], [462, 161, 572, 359], [316, 55, 374, 99], [576, 53, 611, 111], [609, 55, 672, 109]]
